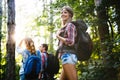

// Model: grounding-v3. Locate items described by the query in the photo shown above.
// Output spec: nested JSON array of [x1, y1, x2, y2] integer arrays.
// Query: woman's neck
[[62, 18, 72, 27]]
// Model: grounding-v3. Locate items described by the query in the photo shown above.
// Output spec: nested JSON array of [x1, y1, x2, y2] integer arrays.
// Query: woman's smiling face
[[60, 9, 71, 21]]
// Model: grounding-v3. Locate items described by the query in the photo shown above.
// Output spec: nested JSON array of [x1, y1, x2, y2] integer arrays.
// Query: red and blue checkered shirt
[[59, 22, 76, 47]]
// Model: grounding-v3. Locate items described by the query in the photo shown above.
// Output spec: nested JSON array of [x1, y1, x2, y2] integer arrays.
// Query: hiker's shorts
[[61, 53, 78, 65]]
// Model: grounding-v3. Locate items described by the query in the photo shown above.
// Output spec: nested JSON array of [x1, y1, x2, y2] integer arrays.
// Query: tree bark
[[49, 0, 54, 52], [6, 0, 16, 80], [97, 7, 109, 41], [97, 6, 109, 54]]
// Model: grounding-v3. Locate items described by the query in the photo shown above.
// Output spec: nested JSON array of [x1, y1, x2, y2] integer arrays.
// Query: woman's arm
[[65, 23, 76, 46], [56, 23, 76, 46], [16, 40, 24, 54], [56, 29, 66, 42]]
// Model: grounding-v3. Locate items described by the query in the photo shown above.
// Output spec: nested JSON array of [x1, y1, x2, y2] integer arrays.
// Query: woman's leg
[[60, 53, 78, 80], [60, 68, 67, 80], [62, 64, 78, 80]]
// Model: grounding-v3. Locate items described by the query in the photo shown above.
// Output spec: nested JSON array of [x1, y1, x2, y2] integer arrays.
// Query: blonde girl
[[16, 37, 40, 80]]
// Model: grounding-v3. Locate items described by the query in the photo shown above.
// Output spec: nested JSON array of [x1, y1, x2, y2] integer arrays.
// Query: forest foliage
[[0, 0, 120, 80]]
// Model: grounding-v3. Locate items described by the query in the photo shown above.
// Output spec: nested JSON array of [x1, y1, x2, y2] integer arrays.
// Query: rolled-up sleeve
[[64, 23, 76, 45], [16, 46, 24, 55]]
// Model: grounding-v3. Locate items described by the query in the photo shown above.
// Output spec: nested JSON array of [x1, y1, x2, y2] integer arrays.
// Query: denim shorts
[[61, 53, 78, 65]]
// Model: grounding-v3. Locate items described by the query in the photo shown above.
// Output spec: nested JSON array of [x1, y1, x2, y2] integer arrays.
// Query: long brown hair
[[24, 37, 36, 55]]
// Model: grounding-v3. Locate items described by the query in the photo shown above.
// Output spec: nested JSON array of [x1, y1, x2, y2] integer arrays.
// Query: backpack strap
[[36, 50, 41, 58], [41, 52, 47, 69], [23, 50, 37, 64], [44, 52, 48, 67], [25, 50, 31, 56]]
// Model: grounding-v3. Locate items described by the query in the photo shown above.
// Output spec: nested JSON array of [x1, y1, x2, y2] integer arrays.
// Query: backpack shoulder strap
[[36, 50, 41, 58], [41, 52, 48, 70], [25, 49, 31, 56]]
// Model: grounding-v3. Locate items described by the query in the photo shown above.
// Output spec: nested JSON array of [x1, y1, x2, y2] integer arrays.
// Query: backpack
[[24, 50, 41, 79], [40, 53, 59, 80], [45, 53, 60, 75], [71, 19, 93, 61]]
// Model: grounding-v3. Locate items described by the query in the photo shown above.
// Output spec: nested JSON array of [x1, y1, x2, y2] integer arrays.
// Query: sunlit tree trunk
[[49, 0, 54, 52], [6, 0, 15, 80]]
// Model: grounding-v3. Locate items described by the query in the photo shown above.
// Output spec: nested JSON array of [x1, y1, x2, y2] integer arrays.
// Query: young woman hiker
[[56, 6, 78, 80]]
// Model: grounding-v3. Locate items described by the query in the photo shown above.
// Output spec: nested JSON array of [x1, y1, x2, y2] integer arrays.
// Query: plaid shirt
[[59, 23, 76, 47]]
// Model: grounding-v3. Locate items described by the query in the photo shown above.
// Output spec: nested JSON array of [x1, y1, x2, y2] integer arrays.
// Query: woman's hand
[[56, 29, 64, 38], [56, 30, 66, 43]]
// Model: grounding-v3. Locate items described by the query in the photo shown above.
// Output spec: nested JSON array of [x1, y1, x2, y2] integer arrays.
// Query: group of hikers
[[16, 6, 81, 80]]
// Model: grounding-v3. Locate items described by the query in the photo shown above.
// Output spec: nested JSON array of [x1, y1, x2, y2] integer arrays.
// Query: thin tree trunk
[[6, 0, 15, 80], [97, 8, 109, 42], [97, 6, 110, 58], [49, 0, 54, 52]]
